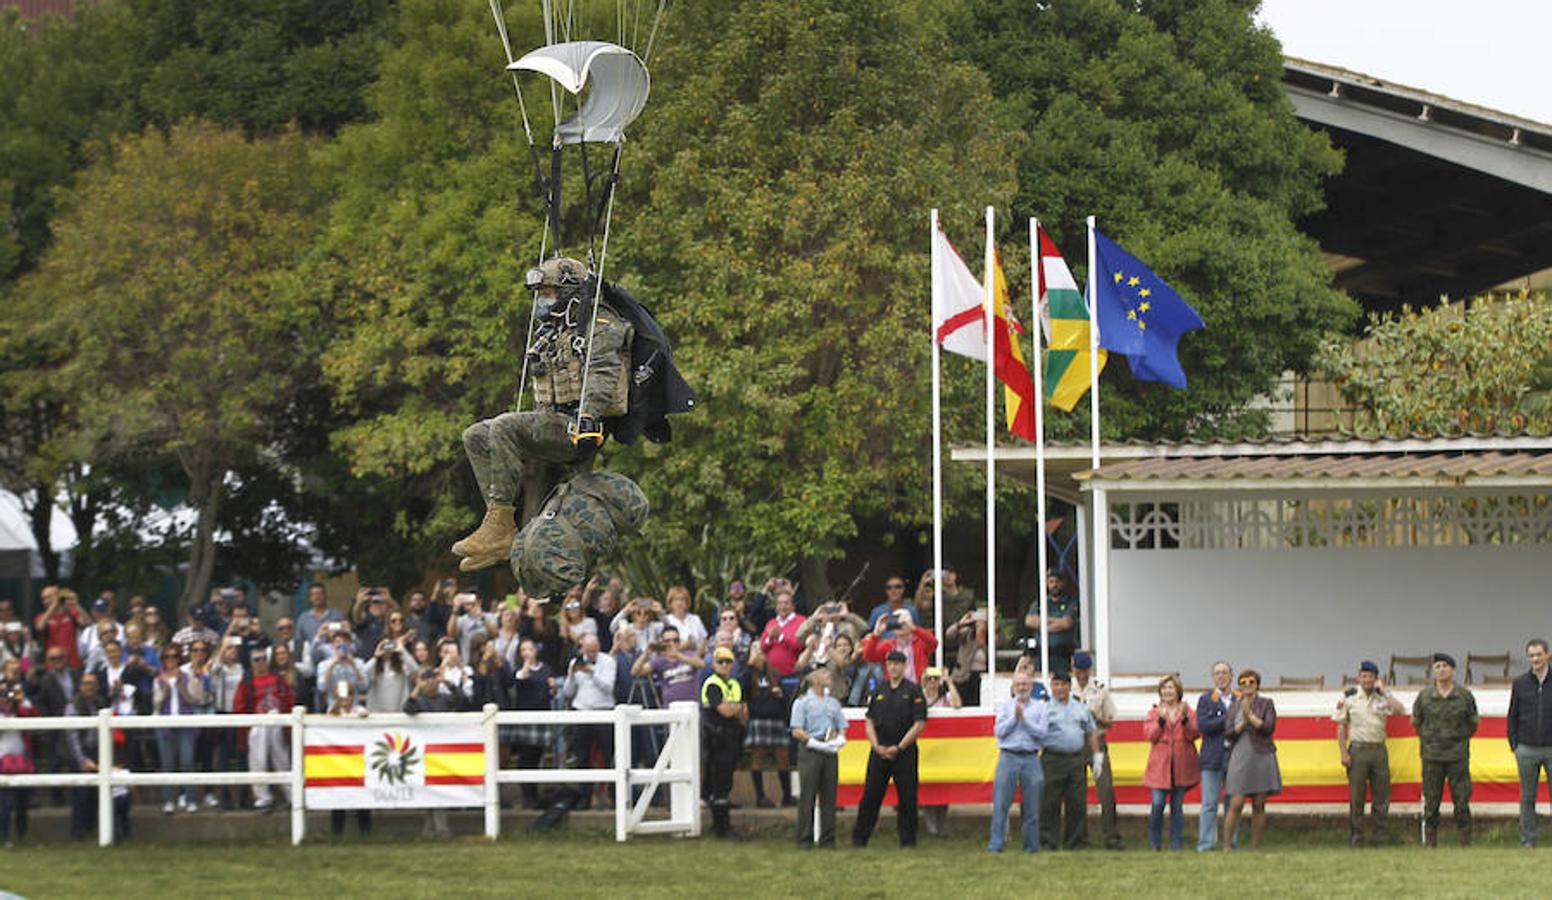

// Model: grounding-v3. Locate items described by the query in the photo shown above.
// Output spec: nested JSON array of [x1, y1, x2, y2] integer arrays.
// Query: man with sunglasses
[[866, 577, 920, 637], [702, 646, 748, 838]]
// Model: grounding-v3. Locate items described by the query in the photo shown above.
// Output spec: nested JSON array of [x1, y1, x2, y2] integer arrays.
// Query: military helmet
[[525, 256, 589, 292]]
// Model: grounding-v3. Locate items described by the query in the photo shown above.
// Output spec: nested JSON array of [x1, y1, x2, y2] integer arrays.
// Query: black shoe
[[756, 797, 775, 809], [781, 797, 797, 808]]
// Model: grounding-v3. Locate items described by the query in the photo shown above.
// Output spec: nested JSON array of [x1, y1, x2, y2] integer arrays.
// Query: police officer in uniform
[[851, 649, 928, 848], [453, 257, 635, 571], [702, 646, 748, 838]]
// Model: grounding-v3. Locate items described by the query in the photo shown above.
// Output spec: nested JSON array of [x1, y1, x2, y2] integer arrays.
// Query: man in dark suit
[[32, 648, 78, 802]]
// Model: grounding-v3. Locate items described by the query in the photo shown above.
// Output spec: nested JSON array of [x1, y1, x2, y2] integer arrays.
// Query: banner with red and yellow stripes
[[304, 723, 486, 810], [836, 710, 1541, 807]]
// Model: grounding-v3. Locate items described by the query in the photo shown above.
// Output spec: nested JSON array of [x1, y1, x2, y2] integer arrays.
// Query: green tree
[[612, 0, 1018, 590], [963, 0, 1358, 439], [1316, 292, 1552, 435], [1, 0, 395, 594], [131, 0, 398, 135], [5, 121, 324, 611]]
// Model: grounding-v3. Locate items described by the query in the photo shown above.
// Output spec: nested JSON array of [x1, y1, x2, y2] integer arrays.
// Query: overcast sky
[[1258, 0, 1552, 124]]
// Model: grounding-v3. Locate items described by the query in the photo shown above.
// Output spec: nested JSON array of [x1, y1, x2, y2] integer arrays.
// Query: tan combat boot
[[451, 504, 517, 559], [1457, 827, 1471, 847], [1423, 824, 1437, 848]]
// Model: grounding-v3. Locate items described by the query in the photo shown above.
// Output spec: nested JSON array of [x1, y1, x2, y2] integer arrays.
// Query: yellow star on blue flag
[[1091, 230, 1205, 388]]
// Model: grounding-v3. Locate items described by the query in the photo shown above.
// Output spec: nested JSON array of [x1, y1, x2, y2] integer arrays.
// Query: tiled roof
[[1075, 450, 1552, 484]]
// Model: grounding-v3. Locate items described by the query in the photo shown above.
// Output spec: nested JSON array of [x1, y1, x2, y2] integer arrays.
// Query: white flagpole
[[983, 206, 997, 687], [1031, 219, 1050, 682], [1087, 216, 1100, 471], [930, 209, 945, 668], [1087, 215, 1103, 674]]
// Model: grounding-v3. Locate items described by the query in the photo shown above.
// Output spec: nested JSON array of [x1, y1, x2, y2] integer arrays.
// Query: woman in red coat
[[1143, 674, 1200, 851]]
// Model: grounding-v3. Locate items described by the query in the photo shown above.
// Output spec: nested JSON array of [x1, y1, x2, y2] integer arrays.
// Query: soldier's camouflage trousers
[[1421, 757, 1472, 832], [462, 409, 577, 505]]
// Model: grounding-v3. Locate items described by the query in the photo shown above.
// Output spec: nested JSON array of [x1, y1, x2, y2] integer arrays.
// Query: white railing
[[0, 701, 701, 846]]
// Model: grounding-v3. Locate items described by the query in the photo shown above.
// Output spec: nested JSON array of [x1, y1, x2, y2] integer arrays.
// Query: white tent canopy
[[0, 489, 76, 579]]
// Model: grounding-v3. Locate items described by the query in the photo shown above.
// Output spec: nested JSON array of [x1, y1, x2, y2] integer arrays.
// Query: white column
[[1077, 502, 1092, 651], [1092, 487, 1113, 685]]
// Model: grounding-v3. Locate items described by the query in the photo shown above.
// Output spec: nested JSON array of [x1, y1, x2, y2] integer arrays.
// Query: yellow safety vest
[[701, 673, 742, 707]]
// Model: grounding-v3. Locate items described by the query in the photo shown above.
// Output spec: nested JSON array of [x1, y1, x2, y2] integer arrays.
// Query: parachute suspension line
[[487, 0, 551, 411], [541, 0, 561, 124], [512, 215, 553, 413], [642, 0, 668, 65], [589, 145, 623, 264], [573, 147, 625, 433], [487, 0, 549, 235]]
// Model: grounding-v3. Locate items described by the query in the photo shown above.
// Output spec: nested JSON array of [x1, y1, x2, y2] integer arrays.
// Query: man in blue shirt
[[989, 671, 1048, 854], [1040, 671, 1098, 850], [1196, 660, 1237, 851], [790, 665, 849, 849]]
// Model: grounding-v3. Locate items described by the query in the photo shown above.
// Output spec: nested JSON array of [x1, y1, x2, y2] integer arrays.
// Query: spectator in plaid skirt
[[509, 638, 557, 809], [745, 643, 796, 808]]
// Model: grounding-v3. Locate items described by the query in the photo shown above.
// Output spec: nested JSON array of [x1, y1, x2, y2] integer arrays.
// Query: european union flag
[[1091, 229, 1205, 389]]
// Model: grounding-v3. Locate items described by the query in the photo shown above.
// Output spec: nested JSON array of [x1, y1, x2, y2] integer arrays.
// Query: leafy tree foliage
[[607, 0, 1018, 586], [962, 0, 1358, 440], [1316, 292, 1552, 435], [6, 122, 324, 609], [131, 0, 398, 135]]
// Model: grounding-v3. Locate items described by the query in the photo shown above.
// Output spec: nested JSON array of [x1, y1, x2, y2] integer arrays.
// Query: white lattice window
[[1109, 492, 1552, 550]]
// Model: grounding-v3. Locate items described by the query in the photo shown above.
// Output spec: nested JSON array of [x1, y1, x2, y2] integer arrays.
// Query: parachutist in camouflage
[[453, 257, 634, 572]]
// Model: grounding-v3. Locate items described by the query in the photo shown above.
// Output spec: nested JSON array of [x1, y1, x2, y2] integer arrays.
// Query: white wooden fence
[[0, 701, 701, 846]]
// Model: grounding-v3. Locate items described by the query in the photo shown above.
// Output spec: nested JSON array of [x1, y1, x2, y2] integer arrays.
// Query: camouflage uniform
[[510, 471, 649, 599], [1411, 684, 1479, 843], [461, 303, 634, 506], [453, 257, 634, 571]]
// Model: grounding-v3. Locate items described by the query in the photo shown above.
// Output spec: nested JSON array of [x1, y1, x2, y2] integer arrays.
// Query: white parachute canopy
[[509, 40, 650, 145]]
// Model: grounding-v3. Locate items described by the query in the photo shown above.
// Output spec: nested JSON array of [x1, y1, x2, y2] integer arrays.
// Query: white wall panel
[[1108, 546, 1551, 685]]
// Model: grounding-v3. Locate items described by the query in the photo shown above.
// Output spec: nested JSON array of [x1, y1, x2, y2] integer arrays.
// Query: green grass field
[[1, 820, 1545, 898]]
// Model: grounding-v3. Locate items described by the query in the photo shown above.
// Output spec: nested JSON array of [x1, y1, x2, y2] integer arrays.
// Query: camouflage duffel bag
[[510, 470, 649, 599]]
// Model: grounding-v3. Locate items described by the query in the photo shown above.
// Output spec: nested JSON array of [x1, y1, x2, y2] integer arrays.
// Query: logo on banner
[[369, 732, 421, 786]]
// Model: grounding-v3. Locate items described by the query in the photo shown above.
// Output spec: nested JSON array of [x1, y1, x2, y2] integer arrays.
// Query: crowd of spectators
[[10, 569, 1540, 852]]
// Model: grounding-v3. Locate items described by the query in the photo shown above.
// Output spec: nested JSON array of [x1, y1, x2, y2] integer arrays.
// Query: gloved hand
[[829, 734, 848, 752], [1091, 752, 1105, 779], [806, 737, 827, 752]]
